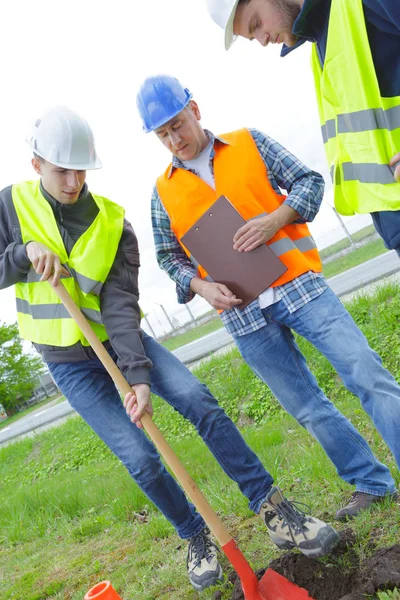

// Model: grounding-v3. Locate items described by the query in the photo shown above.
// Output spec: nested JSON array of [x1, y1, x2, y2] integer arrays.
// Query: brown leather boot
[[335, 491, 399, 520]]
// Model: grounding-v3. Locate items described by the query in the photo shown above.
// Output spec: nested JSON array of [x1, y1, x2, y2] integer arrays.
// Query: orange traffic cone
[[84, 581, 122, 600]]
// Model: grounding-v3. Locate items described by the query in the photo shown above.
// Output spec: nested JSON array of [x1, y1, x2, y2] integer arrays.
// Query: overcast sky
[[0, 0, 371, 331]]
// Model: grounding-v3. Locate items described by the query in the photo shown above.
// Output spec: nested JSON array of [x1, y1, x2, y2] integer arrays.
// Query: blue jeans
[[371, 210, 400, 251], [48, 332, 273, 539], [233, 287, 399, 496]]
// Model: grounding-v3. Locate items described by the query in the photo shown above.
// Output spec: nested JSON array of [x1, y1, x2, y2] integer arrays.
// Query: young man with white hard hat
[[0, 106, 340, 593], [137, 74, 399, 523], [206, 0, 400, 256]]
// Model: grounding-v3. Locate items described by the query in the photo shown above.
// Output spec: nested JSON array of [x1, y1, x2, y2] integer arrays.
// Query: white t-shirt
[[183, 142, 278, 310], [182, 141, 215, 189]]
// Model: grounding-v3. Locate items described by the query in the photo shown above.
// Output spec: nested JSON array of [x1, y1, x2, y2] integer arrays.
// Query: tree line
[[0, 322, 44, 415]]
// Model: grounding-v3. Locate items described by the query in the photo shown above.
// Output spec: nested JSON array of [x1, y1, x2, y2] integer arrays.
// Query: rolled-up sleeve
[[250, 129, 324, 223]]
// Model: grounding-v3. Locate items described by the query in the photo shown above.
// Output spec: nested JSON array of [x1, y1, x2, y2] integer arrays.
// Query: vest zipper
[[56, 203, 64, 223]]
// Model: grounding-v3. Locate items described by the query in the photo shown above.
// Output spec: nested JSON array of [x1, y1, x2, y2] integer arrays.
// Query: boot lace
[[348, 492, 362, 504], [273, 498, 312, 544], [187, 529, 216, 570]]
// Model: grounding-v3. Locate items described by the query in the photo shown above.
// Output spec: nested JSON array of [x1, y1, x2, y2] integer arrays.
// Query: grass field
[[161, 315, 223, 351], [0, 393, 64, 431], [322, 238, 389, 279], [1, 284, 399, 600], [319, 224, 376, 260]]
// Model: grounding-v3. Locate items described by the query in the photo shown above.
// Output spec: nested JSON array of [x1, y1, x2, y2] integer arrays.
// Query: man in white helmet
[[137, 73, 400, 524], [0, 106, 340, 593], [206, 0, 400, 257]]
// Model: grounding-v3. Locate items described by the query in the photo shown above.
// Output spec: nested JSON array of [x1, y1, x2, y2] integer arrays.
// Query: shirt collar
[[167, 129, 229, 178], [280, 0, 328, 57]]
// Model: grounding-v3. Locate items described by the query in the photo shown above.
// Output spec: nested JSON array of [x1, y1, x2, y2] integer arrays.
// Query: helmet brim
[[28, 142, 102, 170], [224, 0, 240, 50]]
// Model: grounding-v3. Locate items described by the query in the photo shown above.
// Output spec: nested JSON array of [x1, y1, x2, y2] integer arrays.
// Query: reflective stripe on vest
[[156, 128, 322, 293], [12, 180, 124, 346], [26, 267, 104, 295], [311, 0, 400, 215], [16, 298, 103, 325], [322, 107, 400, 143]]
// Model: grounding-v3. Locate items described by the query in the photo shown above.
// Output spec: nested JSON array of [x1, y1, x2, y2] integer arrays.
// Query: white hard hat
[[27, 106, 102, 170], [206, 0, 240, 50]]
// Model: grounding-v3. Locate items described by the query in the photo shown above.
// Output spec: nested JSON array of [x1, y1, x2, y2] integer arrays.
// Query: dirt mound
[[224, 530, 400, 600]]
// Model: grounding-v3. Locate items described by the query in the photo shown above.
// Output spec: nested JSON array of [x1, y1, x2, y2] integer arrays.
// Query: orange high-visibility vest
[[157, 129, 321, 288]]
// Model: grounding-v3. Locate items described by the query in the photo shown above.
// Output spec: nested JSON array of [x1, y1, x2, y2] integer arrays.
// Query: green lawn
[[323, 238, 389, 279], [0, 393, 64, 431], [161, 315, 223, 351], [1, 284, 399, 600], [319, 224, 376, 259]]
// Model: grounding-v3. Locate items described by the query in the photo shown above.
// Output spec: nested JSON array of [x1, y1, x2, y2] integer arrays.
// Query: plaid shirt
[[151, 129, 328, 337]]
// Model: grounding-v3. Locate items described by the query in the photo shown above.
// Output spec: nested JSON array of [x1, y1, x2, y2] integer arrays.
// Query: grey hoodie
[[0, 181, 152, 386]]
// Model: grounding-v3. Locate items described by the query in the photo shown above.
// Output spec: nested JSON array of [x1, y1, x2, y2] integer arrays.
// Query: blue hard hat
[[136, 75, 193, 133]]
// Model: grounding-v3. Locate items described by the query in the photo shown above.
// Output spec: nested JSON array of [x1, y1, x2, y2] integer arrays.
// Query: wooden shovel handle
[[53, 281, 232, 546]]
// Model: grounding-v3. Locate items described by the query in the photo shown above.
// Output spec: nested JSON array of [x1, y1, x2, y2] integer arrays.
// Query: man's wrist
[[273, 205, 299, 229], [190, 276, 207, 296]]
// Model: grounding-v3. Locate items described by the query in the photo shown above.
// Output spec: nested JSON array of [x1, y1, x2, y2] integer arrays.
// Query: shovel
[[53, 282, 314, 600]]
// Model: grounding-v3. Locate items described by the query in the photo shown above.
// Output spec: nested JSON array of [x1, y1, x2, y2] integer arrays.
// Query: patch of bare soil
[[224, 530, 400, 600]]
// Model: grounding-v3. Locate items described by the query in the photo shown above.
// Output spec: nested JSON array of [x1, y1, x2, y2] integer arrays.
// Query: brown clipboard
[[181, 195, 287, 309]]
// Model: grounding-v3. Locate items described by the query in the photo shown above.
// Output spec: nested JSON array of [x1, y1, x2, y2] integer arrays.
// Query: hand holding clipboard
[[181, 196, 287, 309]]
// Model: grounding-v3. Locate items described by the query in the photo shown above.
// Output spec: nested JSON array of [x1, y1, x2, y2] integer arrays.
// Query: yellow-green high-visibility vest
[[12, 180, 125, 346], [311, 0, 400, 216]]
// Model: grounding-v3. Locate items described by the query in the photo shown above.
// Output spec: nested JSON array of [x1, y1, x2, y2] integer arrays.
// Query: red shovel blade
[[258, 568, 314, 600], [223, 539, 315, 600]]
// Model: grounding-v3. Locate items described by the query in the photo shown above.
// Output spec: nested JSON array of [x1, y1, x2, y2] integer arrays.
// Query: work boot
[[187, 527, 223, 591], [259, 487, 340, 559], [335, 491, 399, 521]]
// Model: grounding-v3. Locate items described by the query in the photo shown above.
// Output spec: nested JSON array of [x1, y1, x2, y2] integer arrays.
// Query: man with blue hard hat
[[137, 73, 400, 530], [0, 106, 340, 592], [206, 0, 400, 257]]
